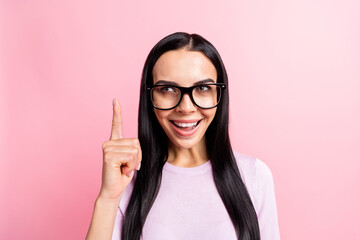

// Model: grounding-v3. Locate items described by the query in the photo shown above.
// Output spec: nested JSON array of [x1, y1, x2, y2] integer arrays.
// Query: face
[[152, 48, 218, 150]]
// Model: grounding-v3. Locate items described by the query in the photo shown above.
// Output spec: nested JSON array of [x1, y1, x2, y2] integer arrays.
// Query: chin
[[167, 135, 205, 150], [172, 141, 197, 150]]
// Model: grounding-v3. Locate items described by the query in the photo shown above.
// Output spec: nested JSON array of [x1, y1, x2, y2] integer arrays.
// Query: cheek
[[203, 108, 217, 122], [154, 109, 170, 125]]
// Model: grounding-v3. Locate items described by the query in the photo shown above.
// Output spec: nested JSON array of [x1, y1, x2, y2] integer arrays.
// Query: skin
[[86, 99, 142, 240], [152, 47, 218, 167]]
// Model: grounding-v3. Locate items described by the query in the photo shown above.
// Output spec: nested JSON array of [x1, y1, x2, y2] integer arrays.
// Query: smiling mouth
[[170, 120, 201, 130]]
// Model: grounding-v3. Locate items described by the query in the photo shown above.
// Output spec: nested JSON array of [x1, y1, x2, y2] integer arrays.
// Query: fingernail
[[112, 99, 116, 106], [137, 162, 141, 171], [127, 170, 134, 178]]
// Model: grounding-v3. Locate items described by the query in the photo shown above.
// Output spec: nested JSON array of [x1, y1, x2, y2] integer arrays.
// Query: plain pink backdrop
[[1, 0, 360, 239]]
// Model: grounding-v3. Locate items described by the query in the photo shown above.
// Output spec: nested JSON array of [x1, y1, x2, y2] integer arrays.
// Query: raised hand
[[98, 98, 142, 201]]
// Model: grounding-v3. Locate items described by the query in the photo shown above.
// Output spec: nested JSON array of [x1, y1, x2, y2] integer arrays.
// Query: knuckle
[[133, 148, 139, 156], [103, 152, 112, 162], [102, 141, 108, 149], [112, 119, 119, 126], [103, 147, 110, 153], [129, 146, 138, 154]]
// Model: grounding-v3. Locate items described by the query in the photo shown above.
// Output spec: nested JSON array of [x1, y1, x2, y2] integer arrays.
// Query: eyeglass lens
[[152, 85, 221, 109]]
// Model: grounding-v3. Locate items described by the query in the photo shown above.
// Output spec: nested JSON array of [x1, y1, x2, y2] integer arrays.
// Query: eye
[[155, 86, 180, 95], [196, 85, 210, 92], [160, 86, 176, 93]]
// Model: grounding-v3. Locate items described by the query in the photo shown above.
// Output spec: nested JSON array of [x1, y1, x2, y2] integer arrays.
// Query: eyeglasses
[[146, 83, 226, 110]]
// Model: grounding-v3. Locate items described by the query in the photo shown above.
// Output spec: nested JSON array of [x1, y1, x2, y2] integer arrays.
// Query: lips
[[169, 119, 202, 137]]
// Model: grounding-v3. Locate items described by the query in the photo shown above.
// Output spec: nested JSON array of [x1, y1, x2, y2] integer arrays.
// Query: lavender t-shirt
[[112, 152, 280, 240]]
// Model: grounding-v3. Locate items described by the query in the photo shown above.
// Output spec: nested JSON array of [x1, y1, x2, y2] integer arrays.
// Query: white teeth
[[173, 121, 198, 128]]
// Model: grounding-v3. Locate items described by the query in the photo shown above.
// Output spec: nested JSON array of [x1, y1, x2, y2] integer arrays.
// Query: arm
[[85, 194, 124, 240], [85, 99, 140, 240], [255, 159, 281, 240]]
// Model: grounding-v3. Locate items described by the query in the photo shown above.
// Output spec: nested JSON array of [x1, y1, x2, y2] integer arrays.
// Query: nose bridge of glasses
[[178, 87, 196, 109]]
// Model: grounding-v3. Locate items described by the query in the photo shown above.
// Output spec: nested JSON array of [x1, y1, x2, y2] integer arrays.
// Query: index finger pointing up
[[110, 98, 123, 140]]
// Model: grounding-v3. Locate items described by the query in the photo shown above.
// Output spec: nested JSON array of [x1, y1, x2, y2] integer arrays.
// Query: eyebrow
[[154, 78, 215, 86]]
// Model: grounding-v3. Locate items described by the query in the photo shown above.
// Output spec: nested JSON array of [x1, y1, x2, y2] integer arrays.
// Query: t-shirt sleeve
[[111, 205, 124, 240], [254, 158, 281, 240]]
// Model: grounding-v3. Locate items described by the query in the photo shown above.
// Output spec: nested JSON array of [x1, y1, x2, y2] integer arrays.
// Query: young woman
[[86, 32, 280, 240]]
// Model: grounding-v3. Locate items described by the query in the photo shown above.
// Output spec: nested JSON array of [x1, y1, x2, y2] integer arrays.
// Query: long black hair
[[121, 32, 260, 240]]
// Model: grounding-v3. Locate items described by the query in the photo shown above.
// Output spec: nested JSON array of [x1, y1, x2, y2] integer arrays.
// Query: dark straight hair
[[121, 32, 260, 240]]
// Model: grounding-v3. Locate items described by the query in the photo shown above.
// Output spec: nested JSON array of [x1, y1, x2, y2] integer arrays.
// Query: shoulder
[[233, 151, 281, 239], [232, 151, 275, 208], [233, 151, 273, 184]]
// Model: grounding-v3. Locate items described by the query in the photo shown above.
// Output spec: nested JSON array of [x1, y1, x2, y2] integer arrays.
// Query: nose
[[176, 93, 196, 113]]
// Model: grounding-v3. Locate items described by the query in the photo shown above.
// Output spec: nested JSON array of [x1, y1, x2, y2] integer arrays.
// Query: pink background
[[1, 0, 360, 239]]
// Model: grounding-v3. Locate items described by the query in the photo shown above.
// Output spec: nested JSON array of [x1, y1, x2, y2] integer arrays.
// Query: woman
[[86, 32, 280, 240]]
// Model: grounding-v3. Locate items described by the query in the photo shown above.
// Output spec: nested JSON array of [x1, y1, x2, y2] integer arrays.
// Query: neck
[[167, 137, 209, 167]]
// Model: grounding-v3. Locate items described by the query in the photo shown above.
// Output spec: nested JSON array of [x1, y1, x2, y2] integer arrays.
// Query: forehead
[[152, 48, 217, 85]]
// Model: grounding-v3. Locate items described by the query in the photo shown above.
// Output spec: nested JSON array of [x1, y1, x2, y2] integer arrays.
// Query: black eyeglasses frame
[[145, 83, 227, 110]]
